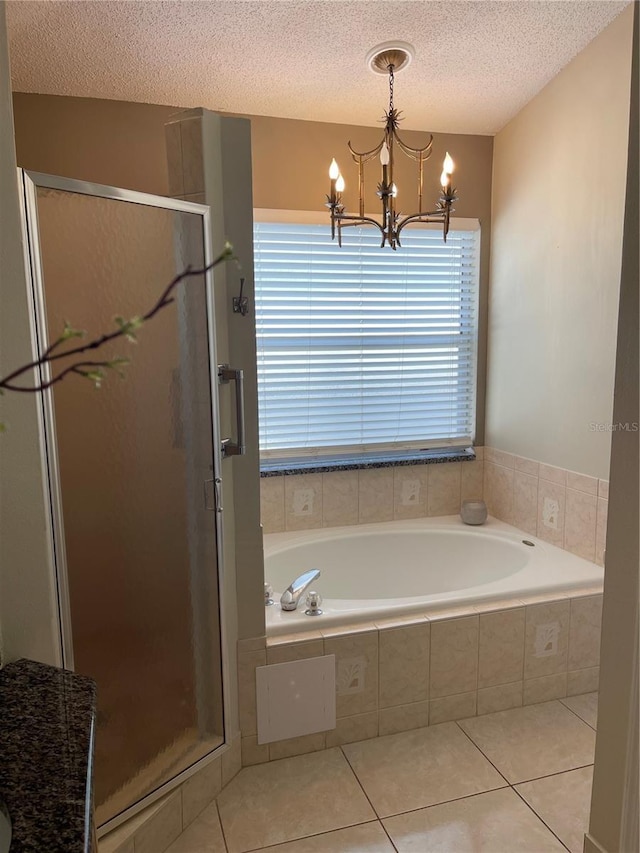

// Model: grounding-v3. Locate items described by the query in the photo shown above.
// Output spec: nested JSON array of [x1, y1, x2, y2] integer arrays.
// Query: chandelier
[[326, 42, 457, 249]]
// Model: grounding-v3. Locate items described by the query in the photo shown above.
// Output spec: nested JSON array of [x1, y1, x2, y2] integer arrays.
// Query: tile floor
[[166, 693, 598, 853]]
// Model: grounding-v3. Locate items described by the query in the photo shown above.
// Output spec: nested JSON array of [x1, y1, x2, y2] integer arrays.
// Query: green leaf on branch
[[80, 369, 106, 388], [106, 358, 130, 378], [115, 315, 144, 342], [61, 321, 86, 341]]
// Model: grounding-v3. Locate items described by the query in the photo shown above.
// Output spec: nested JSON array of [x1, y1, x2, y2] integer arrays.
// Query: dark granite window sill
[[260, 447, 476, 477]]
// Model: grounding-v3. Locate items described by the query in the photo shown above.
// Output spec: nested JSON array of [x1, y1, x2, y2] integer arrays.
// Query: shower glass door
[[20, 171, 226, 829]]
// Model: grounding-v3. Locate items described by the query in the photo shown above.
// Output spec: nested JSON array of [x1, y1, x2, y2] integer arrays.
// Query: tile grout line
[[454, 719, 576, 852], [215, 798, 230, 853], [241, 820, 388, 853], [338, 744, 398, 848], [510, 784, 572, 853], [339, 736, 516, 823], [222, 723, 592, 852], [455, 714, 595, 851], [510, 762, 595, 786], [337, 746, 404, 851], [453, 719, 511, 786], [559, 695, 598, 731], [453, 711, 594, 786]]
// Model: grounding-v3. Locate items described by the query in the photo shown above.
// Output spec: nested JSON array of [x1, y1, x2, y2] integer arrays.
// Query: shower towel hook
[[233, 277, 249, 316]]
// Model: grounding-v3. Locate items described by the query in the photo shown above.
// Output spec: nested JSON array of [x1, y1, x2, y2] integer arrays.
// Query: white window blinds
[[253, 220, 479, 459]]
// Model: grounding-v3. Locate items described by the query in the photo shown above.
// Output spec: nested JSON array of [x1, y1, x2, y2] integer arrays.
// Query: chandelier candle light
[[326, 42, 457, 249]]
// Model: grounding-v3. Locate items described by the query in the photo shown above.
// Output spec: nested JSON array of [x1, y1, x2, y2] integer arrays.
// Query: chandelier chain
[[388, 64, 394, 114]]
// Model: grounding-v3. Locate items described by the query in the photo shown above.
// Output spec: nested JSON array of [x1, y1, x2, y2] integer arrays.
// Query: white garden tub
[[264, 516, 603, 635]]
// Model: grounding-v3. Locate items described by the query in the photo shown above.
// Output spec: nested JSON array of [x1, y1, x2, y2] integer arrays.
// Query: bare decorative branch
[[0, 243, 235, 399]]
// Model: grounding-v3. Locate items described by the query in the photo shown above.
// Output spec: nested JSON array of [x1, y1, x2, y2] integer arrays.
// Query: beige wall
[[485, 6, 634, 480], [0, 2, 60, 665], [13, 94, 176, 195], [249, 113, 492, 217]]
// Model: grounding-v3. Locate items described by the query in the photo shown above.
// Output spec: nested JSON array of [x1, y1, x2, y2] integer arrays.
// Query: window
[[253, 216, 480, 464]]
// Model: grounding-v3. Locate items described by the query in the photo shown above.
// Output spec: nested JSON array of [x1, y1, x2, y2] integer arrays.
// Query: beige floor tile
[[459, 700, 595, 783], [342, 722, 506, 818], [383, 788, 565, 852], [561, 692, 598, 729], [516, 766, 593, 853], [258, 821, 395, 852], [217, 748, 374, 853], [165, 803, 227, 853]]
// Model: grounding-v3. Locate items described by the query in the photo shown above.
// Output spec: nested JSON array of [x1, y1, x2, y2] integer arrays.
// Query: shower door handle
[[218, 364, 246, 457]]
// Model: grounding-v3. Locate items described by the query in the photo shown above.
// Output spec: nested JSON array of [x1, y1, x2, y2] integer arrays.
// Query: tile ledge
[[266, 630, 325, 647]]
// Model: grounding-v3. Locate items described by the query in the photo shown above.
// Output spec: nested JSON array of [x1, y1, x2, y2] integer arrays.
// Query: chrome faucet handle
[[264, 582, 274, 607], [280, 569, 321, 611], [305, 590, 323, 616]]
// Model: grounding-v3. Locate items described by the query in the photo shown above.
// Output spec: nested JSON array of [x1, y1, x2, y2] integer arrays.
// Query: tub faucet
[[280, 569, 321, 611]]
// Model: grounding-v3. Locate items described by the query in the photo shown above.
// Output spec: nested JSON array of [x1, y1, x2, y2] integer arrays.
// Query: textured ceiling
[[6, 0, 630, 135]]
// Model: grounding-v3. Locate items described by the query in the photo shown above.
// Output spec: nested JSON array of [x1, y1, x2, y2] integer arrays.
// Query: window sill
[[259, 448, 477, 477]]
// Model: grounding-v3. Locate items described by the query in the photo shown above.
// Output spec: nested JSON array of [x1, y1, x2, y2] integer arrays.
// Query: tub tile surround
[[261, 456, 484, 534], [251, 445, 606, 769], [478, 607, 526, 688], [238, 590, 602, 765], [483, 448, 610, 567], [430, 615, 479, 698], [378, 622, 430, 707], [261, 446, 609, 572]]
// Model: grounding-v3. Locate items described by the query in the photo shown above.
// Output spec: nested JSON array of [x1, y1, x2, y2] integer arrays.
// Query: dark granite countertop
[[0, 659, 96, 853]]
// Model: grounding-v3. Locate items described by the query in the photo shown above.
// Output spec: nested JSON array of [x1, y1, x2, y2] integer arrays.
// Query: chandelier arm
[[347, 139, 385, 162], [396, 210, 444, 230], [334, 214, 386, 232], [396, 207, 454, 242], [335, 214, 389, 248], [392, 130, 434, 160]]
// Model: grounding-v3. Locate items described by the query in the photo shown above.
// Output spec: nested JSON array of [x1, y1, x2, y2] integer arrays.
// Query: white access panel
[[256, 655, 336, 744]]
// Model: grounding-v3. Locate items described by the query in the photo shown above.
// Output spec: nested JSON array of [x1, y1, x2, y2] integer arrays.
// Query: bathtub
[[263, 516, 603, 635]]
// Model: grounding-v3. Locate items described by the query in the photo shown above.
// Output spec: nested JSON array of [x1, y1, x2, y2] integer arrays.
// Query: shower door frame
[[19, 169, 232, 833]]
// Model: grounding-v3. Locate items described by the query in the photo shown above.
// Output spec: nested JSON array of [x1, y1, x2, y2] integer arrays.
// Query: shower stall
[[19, 170, 231, 830]]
